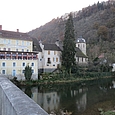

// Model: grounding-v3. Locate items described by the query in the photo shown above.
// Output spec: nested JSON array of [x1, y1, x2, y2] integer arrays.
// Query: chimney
[[0, 25, 2, 30], [17, 29, 19, 32]]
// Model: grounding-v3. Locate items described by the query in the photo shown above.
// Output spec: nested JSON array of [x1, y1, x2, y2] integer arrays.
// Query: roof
[[0, 30, 32, 41], [76, 47, 87, 58], [43, 43, 61, 51], [76, 37, 86, 43], [32, 38, 42, 52]]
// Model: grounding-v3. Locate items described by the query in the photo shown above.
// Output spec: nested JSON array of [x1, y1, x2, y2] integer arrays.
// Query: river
[[20, 77, 115, 115]]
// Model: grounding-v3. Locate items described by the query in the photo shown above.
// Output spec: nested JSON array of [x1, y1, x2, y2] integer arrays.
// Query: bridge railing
[[0, 76, 48, 115]]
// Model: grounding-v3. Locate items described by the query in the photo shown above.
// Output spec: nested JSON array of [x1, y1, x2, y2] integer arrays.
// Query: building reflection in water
[[112, 80, 115, 88], [23, 86, 88, 113], [71, 88, 88, 112], [76, 93, 87, 112], [30, 87, 60, 112], [21, 78, 115, 114]]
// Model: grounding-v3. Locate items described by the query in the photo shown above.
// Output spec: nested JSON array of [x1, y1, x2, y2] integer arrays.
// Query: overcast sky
[[0, 0, 108, 32]]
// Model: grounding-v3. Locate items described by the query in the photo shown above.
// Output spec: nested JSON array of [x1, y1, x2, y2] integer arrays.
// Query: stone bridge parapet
[[0, 76, 48, 115]]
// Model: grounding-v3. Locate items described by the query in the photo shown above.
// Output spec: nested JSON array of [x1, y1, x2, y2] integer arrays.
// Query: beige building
[[0, 25, 38, 80]]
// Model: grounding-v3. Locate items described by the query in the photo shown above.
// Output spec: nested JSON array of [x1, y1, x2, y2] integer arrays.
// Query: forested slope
[[28, 1, 115, 63]]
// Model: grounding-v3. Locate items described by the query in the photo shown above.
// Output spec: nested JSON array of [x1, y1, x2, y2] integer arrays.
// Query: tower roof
[[76, 36, 86, 43]]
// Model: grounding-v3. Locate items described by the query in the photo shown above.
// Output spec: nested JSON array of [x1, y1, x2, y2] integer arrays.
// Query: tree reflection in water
[[25, 87, 32, 98], [21, 78, 115, 115]]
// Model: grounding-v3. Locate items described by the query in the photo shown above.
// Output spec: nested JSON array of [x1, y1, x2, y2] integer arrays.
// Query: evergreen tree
[[62, 13, 76, 75], [24, 64, 32, 81]]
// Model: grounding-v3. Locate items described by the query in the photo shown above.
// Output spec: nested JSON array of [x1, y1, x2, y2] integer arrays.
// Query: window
[[78, 57, 79, 62], [16, 49, 18, 51], [4, 48, 6, 51], [32, 69, 34, 73], [83, 44, 85, 48], [54, 51, 56, 55], [78, 44, 80, 48], [22, 49, 24, 52], [31, 63, 34, 66], [47, 58, 51, 63], [27, 49, 29, 52], [13, 62, 16, 67], [22, 70, 25, 73], [8, 48, 10, 51], [22, 62, 25, 66], [2, 70, 5, 74], [8, 40, 10, 44], [12, 70, 16, 76], [56, 58, 58, 62], [48, 51, 50, 55], [16, 40, 18, 45], [4, 39, 6, 44], [53, 57, 55, 62], [22, 41, 24, 45], [27, 41, 29, 45], [2, 62, 5, 67]]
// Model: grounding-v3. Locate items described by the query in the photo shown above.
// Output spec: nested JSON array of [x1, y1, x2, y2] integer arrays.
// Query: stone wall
[[0, 76, 48, 115]]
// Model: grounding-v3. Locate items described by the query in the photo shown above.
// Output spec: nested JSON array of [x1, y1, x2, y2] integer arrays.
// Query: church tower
[[76, 36, 86, 55]]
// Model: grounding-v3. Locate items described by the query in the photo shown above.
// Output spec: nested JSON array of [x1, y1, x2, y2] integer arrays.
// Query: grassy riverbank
[[11, 72, 113, 86]]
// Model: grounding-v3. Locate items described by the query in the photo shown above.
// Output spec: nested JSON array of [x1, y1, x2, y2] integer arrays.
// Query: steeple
[[76, 36, 86, 55]]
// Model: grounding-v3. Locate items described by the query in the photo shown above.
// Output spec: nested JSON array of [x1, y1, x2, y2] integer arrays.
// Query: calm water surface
[[20, 77, 115, 115]]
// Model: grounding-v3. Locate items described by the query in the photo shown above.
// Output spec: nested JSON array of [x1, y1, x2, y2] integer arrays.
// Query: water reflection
[[76, 93, 87, 112], [21, 78, 115, 115], [34, 91, 60, 112], [112, 80, 115, 88]]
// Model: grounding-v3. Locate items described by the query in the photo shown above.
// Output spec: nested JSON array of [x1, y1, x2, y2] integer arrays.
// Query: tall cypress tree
[[62, 13, 76, 75], [24, 64, 32, 81]]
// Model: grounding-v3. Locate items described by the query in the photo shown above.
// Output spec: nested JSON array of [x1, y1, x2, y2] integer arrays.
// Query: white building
[[33, 36, 88, 73], [38, 42, 61, 73], [75, 37, 88, 65]]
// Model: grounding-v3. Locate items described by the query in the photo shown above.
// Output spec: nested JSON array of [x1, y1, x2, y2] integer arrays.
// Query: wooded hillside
[[28, 0, 115, 64]]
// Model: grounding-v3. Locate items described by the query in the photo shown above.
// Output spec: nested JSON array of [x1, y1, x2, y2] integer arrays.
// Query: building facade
[[38, 42, 61, 73], [0, 26, 38, 80], [35, 37, 88, 73], [75, 37, 88, 65], [0, 25, 88, 79]]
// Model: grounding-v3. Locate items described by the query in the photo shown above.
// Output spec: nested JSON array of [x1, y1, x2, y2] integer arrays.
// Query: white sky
[[0, 0, 108, 32]]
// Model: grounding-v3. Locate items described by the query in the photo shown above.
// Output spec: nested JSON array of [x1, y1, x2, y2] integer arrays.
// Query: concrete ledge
[[0, 76, 48, 115]]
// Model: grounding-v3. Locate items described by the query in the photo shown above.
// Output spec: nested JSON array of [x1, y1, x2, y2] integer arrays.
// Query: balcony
[[0, 51, 38, 60]]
